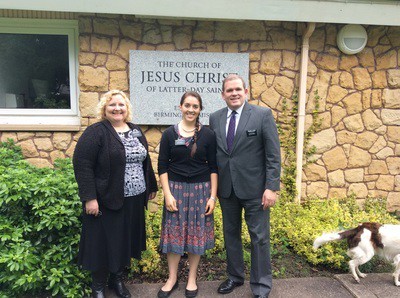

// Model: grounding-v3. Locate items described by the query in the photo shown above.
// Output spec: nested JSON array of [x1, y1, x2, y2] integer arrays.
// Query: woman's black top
[[158, 125, 218, 183], [73, 120, 158, 210]]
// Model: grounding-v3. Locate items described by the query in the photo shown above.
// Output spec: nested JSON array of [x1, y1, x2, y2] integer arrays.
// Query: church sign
[[129, 50, 249, 125]]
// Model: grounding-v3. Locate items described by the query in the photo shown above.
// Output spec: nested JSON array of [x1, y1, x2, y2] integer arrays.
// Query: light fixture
[[337, 24, 368, 55]]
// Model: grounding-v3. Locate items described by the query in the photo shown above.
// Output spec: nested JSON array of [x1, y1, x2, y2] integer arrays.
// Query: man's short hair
[[222, 74, 246, 91]]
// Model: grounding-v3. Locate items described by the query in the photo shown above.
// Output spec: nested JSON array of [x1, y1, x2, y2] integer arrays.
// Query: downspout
[[295, 22, 315, 204]]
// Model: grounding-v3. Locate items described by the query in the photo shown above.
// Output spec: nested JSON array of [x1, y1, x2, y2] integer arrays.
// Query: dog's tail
[[313, 227, 359, 249]]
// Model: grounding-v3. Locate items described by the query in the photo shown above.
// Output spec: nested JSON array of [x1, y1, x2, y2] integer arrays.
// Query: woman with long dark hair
[[157, 91, 218, 298]]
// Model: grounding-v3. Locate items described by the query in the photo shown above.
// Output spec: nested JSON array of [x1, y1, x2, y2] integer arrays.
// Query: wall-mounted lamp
[[337, 24, 368, 55]]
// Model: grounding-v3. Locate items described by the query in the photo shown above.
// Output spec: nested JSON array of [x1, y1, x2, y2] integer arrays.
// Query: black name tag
[[175, 139, 186, 146], [246, 129, 257, 137], [131, 130, 142, 138]]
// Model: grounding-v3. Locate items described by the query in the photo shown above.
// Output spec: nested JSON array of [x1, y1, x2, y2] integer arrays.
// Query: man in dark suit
[[209, 74, 281, 298]]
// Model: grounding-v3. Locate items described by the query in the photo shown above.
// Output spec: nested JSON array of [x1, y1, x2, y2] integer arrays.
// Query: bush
[[0, 140, 90, 297], [271, 196, 399, 270], [2, 139, 399, 294], [0, 139, 251, 294]]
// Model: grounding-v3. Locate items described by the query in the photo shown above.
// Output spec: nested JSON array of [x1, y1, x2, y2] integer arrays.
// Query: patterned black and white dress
[[117, 129, 148, 260], [118, 129, 147, 197]]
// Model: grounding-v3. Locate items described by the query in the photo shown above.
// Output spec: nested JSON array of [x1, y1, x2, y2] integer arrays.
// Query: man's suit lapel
[[231, 102, 251, 152]]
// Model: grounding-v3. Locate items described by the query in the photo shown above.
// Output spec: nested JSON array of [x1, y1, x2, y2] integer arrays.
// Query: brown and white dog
[[313, 222, 400, 286]]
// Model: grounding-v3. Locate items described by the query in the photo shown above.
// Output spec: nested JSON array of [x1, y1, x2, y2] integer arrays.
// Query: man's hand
[[261, 189, 277, 210]]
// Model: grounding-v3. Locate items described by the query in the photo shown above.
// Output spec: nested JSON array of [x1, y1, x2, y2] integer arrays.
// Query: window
[[0, 18, 79, 131]]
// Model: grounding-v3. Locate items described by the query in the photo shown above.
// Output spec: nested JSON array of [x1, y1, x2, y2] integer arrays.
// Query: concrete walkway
[[106, 273, 400, 297]]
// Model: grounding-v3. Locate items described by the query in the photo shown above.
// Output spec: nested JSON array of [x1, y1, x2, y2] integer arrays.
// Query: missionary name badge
[[132, 130, 143, 138], [175, 139, 186, 146], [246, 129, 257, 137]]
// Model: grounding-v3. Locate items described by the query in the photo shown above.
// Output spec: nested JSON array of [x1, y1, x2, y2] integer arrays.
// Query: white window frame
[[0, 18, 80, 131]]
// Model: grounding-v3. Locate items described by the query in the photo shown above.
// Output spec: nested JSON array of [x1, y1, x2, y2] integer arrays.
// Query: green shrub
[[0, 139, 251, 294], [271, 196, 399, 270], [0, 140, 90, 297], [131, 198, 165, 279], [2, 138, 399, 293]]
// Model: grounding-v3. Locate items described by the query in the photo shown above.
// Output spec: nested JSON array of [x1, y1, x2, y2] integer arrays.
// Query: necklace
[[113, 124, 129, 133], [179, 122, 196, 133]]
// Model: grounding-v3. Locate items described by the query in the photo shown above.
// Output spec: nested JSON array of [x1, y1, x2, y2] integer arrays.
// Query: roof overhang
[[0, 0, 400, 26]]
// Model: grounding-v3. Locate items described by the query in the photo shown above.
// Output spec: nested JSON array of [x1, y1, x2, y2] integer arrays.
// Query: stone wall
[[304, 25, 400, 211], [0, 14, 399, 210]]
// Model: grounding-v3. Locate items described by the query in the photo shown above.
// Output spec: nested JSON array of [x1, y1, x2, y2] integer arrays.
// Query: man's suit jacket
[[209, 102, 281, 200]]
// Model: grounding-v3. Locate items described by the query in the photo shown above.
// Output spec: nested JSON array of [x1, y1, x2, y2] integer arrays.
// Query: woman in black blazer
[[73, 90, 158, 298]]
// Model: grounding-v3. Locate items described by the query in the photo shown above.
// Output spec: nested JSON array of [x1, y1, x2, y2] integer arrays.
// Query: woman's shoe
[[185, 287, 198, 298], [91, 269, 108, 298], [108, 271, 131, 298], [157, 280, 179, 298]]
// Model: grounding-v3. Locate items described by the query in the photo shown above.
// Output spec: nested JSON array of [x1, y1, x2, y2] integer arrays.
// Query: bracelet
[[209, 196, 217, 202]]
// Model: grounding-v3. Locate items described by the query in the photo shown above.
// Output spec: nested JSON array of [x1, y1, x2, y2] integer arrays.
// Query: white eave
[[0, 0, 400, 26]]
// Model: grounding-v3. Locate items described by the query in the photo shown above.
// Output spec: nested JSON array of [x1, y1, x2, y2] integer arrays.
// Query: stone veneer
[[0, 14, 399, 210]]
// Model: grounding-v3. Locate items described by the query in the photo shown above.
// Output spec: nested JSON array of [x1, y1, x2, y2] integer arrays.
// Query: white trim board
[[0, 0, 400, 26]]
